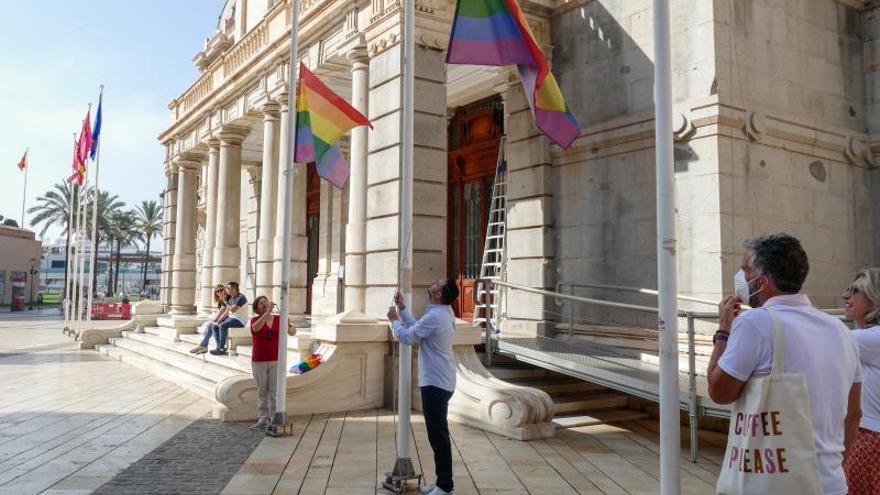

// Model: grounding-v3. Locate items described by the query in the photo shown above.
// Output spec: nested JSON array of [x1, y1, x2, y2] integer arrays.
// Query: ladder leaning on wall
[[473, 136, 507, 331]]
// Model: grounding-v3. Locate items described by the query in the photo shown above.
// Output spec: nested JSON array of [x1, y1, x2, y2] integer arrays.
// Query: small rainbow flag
[[294, 63, 371, 188], [446, 0, 581, 149], [290, 353, 323, 374]]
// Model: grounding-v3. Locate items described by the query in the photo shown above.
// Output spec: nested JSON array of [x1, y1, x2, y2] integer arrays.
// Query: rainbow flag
[[446, 0, 580, 149], [294, 63, 371, 188]]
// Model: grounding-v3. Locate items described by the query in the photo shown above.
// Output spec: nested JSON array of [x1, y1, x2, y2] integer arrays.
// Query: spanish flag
[[16, 149, 27, 171]]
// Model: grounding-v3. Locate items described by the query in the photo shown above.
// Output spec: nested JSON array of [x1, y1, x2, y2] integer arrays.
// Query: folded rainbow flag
[[446, 0, 581, 149], [290, 353, 323, 374], [294, 63, 371, 188]]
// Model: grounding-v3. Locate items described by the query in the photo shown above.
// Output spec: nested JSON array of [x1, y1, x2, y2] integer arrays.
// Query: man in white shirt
[[708, 233, 862, 495]]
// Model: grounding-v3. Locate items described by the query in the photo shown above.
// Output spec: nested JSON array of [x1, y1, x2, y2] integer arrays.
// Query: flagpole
[[87, 86, 104, 326], [74, 172, 89, 337], [269, 0, 299, 435], [653, 0, 681, 493], [386, 0, 417, 488], [64, 170, 76, 334], [20, 148, 28, 228]]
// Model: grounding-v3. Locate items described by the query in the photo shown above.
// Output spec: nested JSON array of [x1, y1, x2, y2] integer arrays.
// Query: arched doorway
[[447, 96, 504, 319]]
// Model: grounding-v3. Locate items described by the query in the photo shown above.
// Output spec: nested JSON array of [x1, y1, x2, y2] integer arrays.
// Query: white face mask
[[734, 269, 758, 304]]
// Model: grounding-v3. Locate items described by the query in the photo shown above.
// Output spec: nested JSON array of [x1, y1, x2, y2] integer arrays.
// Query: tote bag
[[716, 308, 822, 495]]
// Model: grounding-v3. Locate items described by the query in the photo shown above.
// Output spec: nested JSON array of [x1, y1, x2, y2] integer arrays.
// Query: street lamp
[[28, 257, 37, 310]]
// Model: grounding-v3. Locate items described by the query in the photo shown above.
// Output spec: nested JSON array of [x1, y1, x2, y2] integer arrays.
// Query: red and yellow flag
[[16, 149, 27, 171]]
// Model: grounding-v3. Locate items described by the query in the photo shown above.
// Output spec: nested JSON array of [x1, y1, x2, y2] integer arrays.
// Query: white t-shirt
[[851, 326, 880, 432], [718, 294, 862, 495]]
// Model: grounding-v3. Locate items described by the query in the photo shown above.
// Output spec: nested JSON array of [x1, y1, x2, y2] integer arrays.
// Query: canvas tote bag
[[716, 308, 822, 495]]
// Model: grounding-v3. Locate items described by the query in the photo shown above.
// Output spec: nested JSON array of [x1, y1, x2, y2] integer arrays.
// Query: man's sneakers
[[210, 348, 228, 356], [249, 419, 268, 430], [421, 484, 454, 495]]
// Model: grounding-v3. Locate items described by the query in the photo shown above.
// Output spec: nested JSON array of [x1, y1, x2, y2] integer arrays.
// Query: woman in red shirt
[[249, 296, 281, 430]]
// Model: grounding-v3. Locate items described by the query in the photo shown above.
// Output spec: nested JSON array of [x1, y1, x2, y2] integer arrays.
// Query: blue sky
[[0, 0, 222, 242]]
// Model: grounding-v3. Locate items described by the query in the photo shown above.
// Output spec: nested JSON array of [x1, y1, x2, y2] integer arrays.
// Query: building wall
[[0, 227, 42, 306]]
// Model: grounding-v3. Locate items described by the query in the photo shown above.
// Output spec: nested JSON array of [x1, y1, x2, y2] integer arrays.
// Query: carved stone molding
[[744, 111, 766, 142]]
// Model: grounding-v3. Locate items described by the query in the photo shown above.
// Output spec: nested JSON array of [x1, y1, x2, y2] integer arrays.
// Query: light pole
[[28, 258, 37, 310]]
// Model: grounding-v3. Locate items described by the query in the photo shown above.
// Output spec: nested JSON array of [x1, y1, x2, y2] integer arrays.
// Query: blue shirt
[[392, 305, 457, 392]]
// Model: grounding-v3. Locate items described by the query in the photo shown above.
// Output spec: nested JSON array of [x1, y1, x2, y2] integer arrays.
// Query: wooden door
[[306, 163, 320, 314], [447, 96, 503, 319]]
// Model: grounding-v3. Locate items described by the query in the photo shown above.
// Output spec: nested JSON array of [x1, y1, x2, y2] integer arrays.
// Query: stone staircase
[[485, 355, 648, 429]]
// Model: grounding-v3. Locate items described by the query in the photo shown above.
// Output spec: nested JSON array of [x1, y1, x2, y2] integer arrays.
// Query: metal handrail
[[558, 282, 720, 307]]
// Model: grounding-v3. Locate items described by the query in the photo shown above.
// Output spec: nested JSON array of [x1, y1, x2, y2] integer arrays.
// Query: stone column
[[199, 139, 221, 314], [243, 165, 261, 295], [170, 153, 202, 315], [256, 102, 280, 296], [213, 125, 250, 288], [344, 47, 370, 314], [273, 93, 309, 317], [161, 169, 178, 312]]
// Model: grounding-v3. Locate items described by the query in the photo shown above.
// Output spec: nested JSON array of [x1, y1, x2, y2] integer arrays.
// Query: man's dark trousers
[[420, 385, 454, 492]]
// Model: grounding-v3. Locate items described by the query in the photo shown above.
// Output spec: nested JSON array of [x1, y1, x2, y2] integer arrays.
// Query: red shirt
[[250, 314, 279, 362]]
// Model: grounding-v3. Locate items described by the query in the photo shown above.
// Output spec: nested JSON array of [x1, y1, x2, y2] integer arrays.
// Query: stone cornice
[[553, 98, 874, 169]]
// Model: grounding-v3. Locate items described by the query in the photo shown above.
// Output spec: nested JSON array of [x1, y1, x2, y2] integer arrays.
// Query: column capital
[[218, 124, 250, 145], [205, 136, 221, 150], [276, 92, 290, 110], [173, 151, 203, 172], [346, 45, 370, 68], [260, 101, 280, 119]]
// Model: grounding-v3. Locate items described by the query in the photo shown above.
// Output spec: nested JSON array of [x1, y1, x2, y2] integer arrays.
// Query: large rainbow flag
[[446, 0, 581, 149], [294, 63, 371, 188]]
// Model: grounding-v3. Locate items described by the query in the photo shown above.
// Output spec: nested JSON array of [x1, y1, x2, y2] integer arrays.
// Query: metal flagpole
[[63, 172, 76, 334], [653, 0, 681, 493], [268, 0, 298, 437], [384, 0, 417, 491], [87, 86, 104, 326], [74, 172, 89, 338], [20, 148, 28, 228]]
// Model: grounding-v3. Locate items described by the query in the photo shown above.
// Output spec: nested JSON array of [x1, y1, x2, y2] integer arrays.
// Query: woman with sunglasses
[[843, 269, 880, 494], [189, 285, 227, 354]]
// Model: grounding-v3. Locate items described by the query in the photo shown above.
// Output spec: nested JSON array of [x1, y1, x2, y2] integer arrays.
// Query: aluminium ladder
[[473, 136, 507, 330]]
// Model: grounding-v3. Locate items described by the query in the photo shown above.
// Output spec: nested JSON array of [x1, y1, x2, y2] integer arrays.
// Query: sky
[[0, 0, 222, 243]]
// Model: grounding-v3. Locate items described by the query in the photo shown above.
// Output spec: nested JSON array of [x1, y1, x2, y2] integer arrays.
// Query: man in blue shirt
[[388, 278, 459, 495]]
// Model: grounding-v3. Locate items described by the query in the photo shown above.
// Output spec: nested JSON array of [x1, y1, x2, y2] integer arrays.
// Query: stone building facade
[[158, 0, 880, 337]]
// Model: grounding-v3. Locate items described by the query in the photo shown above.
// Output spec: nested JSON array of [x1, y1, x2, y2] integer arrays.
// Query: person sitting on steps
[[190, 284, 227, 355], [197, 281, 247, 356]]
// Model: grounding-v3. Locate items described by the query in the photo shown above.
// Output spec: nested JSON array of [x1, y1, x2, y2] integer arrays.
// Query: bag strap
[[767, 307, 785, 375]]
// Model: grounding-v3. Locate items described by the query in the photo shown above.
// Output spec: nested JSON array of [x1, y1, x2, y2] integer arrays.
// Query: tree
[[28, 182, 82, 293], [87, 191, 124, 295], [107, 210, 138, 296], [134, 200, 162, 293]]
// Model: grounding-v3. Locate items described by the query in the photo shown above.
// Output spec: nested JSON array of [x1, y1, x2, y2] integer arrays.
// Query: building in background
[[40, 241, 162, 297], [0, 225, 41, 309]]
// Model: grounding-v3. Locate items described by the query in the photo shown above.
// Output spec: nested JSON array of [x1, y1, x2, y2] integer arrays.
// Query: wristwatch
[[713, 330, 730, 345]]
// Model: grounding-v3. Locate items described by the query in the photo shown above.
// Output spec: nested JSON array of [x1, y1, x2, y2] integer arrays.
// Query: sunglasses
[[845, 284, 862, 296]]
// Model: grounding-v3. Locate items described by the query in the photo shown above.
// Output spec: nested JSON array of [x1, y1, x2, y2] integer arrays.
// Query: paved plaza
[[0, 313, 724, 494]]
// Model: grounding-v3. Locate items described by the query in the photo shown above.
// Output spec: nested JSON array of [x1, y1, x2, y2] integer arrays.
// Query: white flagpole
[[74, 172, 89, 337], [87, 86, 104, 326], [270, 0, 299, 434], [64, 175, 76, 334], [653, 0, 681, 493], [20, 148, 28, 228], [386, 0, 417, 487]]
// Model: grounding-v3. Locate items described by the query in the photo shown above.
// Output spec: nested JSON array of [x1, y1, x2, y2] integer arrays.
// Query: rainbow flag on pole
[[294, 63, 371, 188], [446, 0, 581, 148]]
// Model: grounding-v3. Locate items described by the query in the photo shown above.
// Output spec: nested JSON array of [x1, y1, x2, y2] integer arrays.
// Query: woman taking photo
[[248, 296, 295, 430], [843, 268, 880, 494]]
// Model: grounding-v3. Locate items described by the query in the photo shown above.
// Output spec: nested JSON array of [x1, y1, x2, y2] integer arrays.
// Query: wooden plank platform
[[222, 409, 723, 495]]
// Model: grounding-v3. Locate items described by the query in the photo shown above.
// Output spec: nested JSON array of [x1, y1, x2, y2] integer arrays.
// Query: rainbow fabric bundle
[[290, 353, 322, 375]]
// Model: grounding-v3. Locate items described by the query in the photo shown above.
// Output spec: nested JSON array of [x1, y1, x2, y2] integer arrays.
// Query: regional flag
[[294, 63, 371, 188], [446, 0, 581, 148], [16, 149, 27, 171]]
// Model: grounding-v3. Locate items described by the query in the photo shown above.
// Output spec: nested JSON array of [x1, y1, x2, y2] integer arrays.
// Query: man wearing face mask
[[708, 233, 862, 495]]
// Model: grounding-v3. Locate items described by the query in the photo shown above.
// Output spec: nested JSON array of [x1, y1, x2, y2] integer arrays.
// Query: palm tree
[[134, 201, 162, 293], [28, 182, 82, 292], [88, 191, 124, 294], [107, 210, 138, 296]]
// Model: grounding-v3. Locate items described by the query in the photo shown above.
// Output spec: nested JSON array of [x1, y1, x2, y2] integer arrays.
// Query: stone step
[[552, 392, 629, 415], [108, 335, 246, 383], [486, 364, 551, 380], [526, 379, 607, 397], [123, 331, 252, 374], [95, 343, 219, 402], [552, 409, 650, 429]]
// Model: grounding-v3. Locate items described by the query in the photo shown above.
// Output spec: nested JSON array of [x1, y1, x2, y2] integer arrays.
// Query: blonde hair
[[212, 284, 227, 304], [853, 268, 880, 326]]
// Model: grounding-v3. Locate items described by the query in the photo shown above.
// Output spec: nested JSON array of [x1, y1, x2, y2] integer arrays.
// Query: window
[[51, 260, 65, 269]]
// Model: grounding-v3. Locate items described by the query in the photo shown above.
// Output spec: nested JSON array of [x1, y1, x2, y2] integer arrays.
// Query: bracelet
[[713, 330, 730, 345]]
